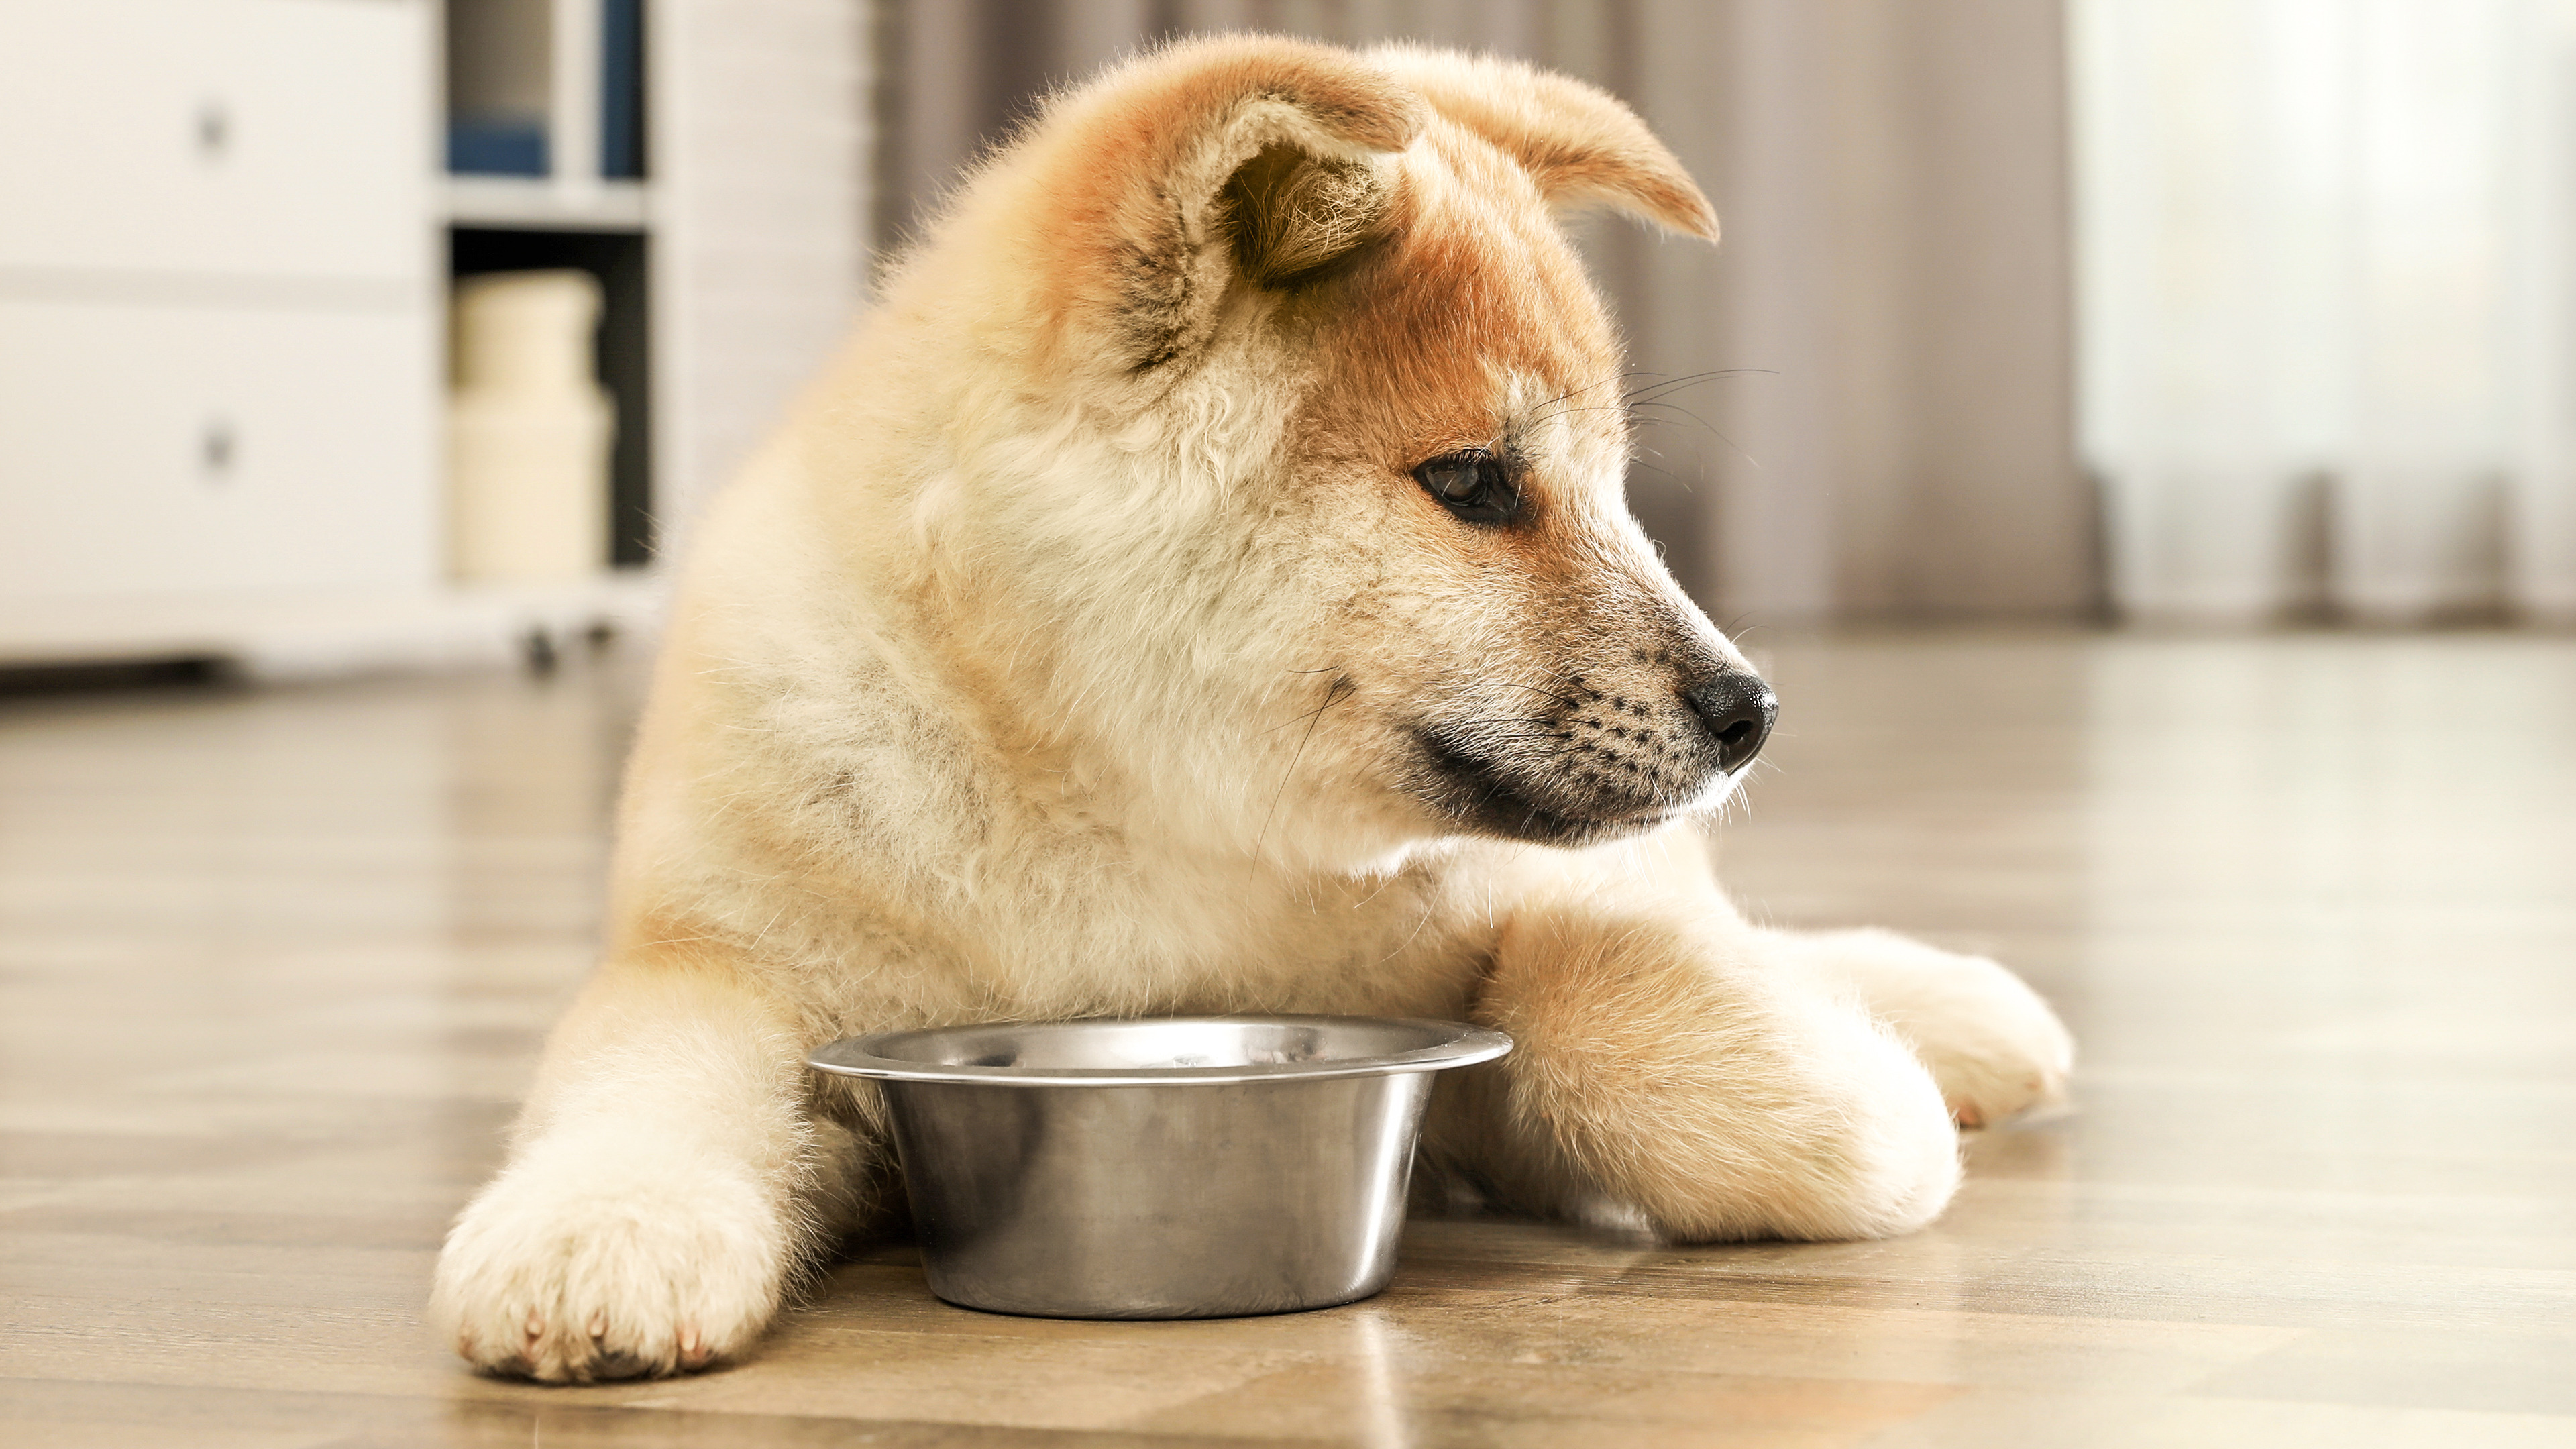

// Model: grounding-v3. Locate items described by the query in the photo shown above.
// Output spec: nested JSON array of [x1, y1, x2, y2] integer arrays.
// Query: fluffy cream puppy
[[432, 36, 2074, 1383]]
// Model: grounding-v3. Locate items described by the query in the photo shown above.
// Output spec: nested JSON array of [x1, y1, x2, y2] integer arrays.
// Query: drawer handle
[[196, 101, 230, 161], [201, 420, 236, 480]]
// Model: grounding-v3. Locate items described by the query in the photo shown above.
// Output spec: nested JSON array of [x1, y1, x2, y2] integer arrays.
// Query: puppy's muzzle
[[1682, 671, 1778, 775]]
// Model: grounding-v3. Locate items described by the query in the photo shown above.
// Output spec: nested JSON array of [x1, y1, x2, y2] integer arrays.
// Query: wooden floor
[[4, 629, 2573, 1447]]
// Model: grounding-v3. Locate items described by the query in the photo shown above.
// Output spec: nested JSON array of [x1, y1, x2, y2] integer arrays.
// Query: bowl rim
[[806, 1013, 1512, 1087]]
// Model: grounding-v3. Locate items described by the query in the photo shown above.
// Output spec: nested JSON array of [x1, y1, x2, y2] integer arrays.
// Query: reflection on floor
[[3, 630, 2571, 1448]]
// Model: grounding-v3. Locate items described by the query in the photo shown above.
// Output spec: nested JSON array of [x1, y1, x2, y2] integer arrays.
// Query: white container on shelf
[[446, 269, 613, 582]]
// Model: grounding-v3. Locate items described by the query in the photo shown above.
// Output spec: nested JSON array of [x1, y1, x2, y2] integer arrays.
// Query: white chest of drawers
[[0, 0, 444, 652], [0, 0, 869, 676]]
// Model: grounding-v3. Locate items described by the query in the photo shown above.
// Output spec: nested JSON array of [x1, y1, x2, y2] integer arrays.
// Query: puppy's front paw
[[1803, 929, 2075, 1128], [431, 1147, 789, 1383], [1921, 982, 2073, 1129]]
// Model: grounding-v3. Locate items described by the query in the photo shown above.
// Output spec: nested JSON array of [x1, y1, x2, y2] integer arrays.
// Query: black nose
[[1682, 672, 1778, 774]]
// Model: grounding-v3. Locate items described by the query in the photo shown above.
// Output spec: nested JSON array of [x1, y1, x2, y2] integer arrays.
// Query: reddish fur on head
[[982, 34, 1715, 380], [1002, 35, 1428, 372], [1368, 44, 1719, 241]]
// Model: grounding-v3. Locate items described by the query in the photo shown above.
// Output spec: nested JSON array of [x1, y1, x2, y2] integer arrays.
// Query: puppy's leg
[[431, 953, 868, 1382], [1435, 880, 1962, 1242], [1772, 928, 2074, 1128]]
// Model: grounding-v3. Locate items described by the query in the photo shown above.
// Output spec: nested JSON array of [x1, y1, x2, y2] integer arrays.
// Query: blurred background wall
[[7, 0, 2574, 683], [874, 0, 2094, 624]]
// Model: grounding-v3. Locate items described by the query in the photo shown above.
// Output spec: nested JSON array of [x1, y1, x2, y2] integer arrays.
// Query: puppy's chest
[[759, 849, 1497, 1028], [735, 674, 1495, 1019], [992, 857, 1495, 1016]]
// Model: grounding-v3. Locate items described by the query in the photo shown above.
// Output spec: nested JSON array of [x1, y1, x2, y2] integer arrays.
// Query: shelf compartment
[[449, 227, 653, 568]]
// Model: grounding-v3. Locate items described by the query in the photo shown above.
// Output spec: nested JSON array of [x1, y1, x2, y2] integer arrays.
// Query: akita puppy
[[433, 36, 2074, 1382]]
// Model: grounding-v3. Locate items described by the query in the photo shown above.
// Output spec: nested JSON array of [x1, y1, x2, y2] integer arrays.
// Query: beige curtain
[[2075, 0, 2576, 626], [870, 0, 2090, 621]]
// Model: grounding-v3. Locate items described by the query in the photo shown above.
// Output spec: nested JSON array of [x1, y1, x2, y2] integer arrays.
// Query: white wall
[[653, 0, 873, 559]]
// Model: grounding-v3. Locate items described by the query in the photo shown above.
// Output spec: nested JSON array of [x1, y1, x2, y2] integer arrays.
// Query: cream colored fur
[[430, 36, 2074, 1383]]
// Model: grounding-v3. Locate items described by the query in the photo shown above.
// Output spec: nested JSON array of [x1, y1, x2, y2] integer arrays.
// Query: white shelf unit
[[0, 0, 871, 678]]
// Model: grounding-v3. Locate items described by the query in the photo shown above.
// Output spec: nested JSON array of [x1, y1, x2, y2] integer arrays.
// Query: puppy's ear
[[1368, 46, 1719, 243], [1023, 36, 1426, 370]]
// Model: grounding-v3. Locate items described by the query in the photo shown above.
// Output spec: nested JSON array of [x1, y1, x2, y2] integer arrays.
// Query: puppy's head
[[896, 37, 1770, 859]]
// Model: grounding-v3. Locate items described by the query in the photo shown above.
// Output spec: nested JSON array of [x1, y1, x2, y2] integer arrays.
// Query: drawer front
[[0, 298, 438, 599], [0, 0, 431, 282]]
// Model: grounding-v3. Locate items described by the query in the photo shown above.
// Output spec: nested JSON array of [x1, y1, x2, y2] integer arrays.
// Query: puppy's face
[[934, 40, 1770, 857], [1255, 136, 1770, 849]]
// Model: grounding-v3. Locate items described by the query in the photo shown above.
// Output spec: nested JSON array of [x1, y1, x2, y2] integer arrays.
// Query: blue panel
[[448, 119, 549, 178], [600, 0, 645, 179]]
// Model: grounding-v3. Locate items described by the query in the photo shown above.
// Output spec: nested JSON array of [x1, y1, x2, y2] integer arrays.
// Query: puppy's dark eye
[[1411, 450, 1521, 525]]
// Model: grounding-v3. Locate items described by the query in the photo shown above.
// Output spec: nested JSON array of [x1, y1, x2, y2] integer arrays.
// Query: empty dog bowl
[[807, 1014, 1511, 1319]]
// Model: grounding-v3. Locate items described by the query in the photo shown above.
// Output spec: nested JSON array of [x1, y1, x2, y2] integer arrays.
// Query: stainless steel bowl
[[808, 1014, 1511, 1320]]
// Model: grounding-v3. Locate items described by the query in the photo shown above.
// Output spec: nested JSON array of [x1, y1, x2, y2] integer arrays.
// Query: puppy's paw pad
[[431, 1158, 786, 1383], [1922, 1003, 2072, 1130], [1947, 1070, 2054, 1130]]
